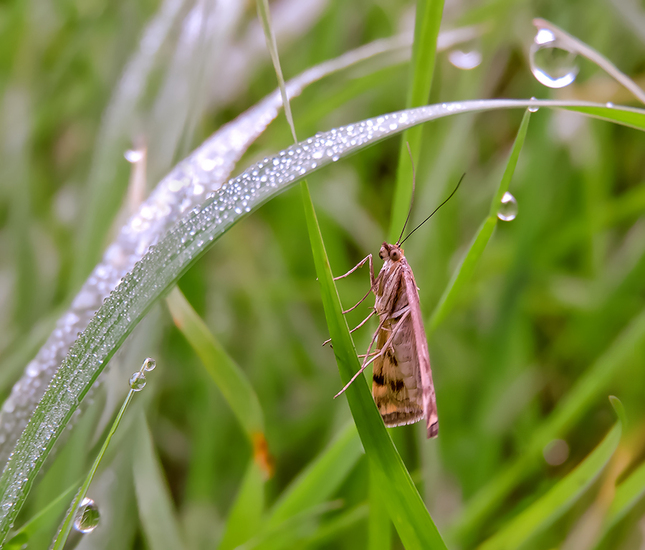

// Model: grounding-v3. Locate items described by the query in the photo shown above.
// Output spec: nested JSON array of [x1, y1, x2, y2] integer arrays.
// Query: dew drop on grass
[[74, 497, 100, 534], [498, 192, 518, 221], [528, 97, 539, 112], [129, 372, 146, 391], [142, 357, 156, 371], [530, 28, 578, 88]]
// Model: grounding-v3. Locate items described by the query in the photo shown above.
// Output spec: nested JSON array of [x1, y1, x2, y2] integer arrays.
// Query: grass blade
[[389, 0, 445, 242], [480, 415, 622, 550], [267, 422, 362, 529], [133, 415, 186, 550], [166, 287, 270, 474], [430, 109, 531, 331], [301, 183, 447, 550], [218, 462, 265, 550], [50, 358, 155, 549]]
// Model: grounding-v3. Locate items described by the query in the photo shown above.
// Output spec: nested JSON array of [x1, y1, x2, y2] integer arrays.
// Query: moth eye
[[379, 247, 387, 259], [391, 250, 401, 261]]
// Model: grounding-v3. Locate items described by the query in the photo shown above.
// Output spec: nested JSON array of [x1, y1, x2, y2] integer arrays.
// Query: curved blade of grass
[[218, 461, 265, 550], [50, 359, 152, 549], [451, 307, 645, 544], [267, 422, 362, 529], [479, 415, 622, 550], [0, 31, 420, 467], [389, 0, 445, 242], [301, 183, 447, 549], [429, 109, 531, 331], [133, 415, 186, 550], [165, 288, 268, 462], [1, 98, 644, 544]]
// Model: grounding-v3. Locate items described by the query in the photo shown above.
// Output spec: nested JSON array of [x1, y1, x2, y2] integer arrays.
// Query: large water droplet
[[530, 28, 578, 88], [74, 497, 100, 534], [142, 357, 156, 371], [448, 48, 482, 70], [129, 372, 146, 391], [498, 192, 518, 221]]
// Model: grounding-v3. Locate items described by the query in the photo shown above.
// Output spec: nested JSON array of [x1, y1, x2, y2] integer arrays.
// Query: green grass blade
[[50, 359, 152, 549], [368, 463, 392, 550], [267, 422, 362, 529], [451, 308, 645, 543], [300, 182, 447, 550], [133, 415, 186, 550], [389, 0, 445, 242], [166, 288, 266, 443], [430, 109, 531, 331], [479, 419, 622, 550], [218, 461, 265, 550]]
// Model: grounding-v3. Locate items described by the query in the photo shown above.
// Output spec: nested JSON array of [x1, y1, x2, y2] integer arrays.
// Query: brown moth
[[332, 240, 438, 438], [331, 153, 462, 439]]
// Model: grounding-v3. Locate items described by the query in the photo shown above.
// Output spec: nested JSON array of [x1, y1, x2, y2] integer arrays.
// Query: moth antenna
[[400, 173, 465, 246], [396, 142, 416, 246]]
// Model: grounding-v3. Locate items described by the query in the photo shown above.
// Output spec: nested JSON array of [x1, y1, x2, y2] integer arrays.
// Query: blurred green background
[[1, 0, 645, 548]]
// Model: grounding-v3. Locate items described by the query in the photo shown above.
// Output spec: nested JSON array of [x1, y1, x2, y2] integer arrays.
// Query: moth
[[331, 157, 463, 439]]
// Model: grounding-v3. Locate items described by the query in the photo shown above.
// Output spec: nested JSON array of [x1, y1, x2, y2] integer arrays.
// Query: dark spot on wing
[[389, 379, 405, 392], [373, 373, 385, 386]]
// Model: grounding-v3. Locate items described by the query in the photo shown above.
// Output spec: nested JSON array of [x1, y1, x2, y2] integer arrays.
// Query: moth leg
[[333, 315, 388, 398], [333, 254, 373, 281], [322, 309, 376, 347], [334, 310, 412, 399], [358, 351, 379, 358], [342, 287, 373, 314]]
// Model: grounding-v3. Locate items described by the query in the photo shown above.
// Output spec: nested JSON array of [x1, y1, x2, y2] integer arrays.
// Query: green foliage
[[1, 1, 645, 549]]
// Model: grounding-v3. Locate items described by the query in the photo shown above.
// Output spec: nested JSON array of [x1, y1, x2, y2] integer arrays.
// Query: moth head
[[379, 243, 403, 262]]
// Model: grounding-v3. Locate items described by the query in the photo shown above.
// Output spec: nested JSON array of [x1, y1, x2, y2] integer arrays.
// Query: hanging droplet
[[448, 48, 482, 70], [528, 97, 539, 112], [498, 192, 518, 221], [124, 149, 144, 163], [142, 357, 156, 371], [529, 28, 579, 88], [129, 372, 146, 391], [74, 497, 100, 534]]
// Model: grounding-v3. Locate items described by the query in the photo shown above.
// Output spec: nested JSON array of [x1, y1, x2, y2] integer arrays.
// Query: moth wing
[[402, 265, 438, 438], [372, 317, 424, 428]]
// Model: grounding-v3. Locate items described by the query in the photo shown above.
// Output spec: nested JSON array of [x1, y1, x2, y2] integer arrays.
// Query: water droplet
[[448, 48, 482, 70], [124, 149, 143, 163], [543, 439, 569, 466], [605, 102, 614, 108], [529, 28, 578, 88], [129, 372, 146, 391], [528, 97, 539, 112], [74, 497, 100, 534], [498, 192, 518, 221], [142, 357, 156, 371]]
